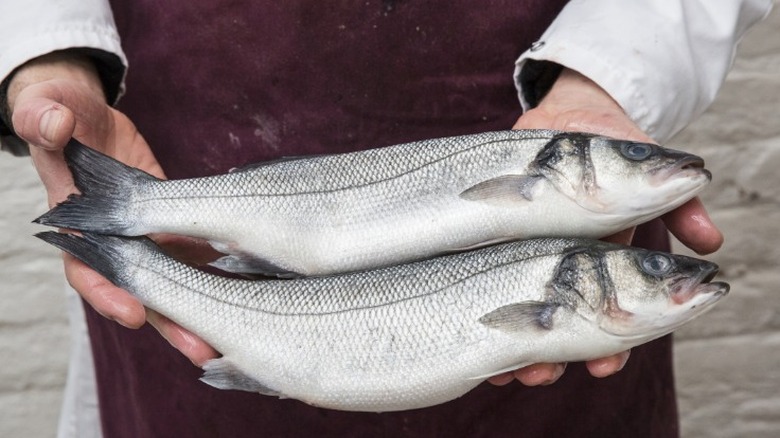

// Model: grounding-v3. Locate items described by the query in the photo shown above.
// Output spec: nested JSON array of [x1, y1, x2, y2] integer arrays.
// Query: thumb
[[11, 79, 110, 150], [12, 98, 76, 149]]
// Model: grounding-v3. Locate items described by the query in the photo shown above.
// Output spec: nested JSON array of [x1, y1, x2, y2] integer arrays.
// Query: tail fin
[[35, 231, 155, 291], [34, 139, 158, 234]]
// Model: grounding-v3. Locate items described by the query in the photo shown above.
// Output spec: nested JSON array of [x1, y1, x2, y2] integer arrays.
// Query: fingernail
[[593, 351, 631, 377], [110, 302, 145, 329], [108, 311, 138, 329], [488, 372, 515, 386], [541, 363, 567, 385], [94, 308, 134, 329], [112, 316, 135, 329], [39, 107, 63, 143]]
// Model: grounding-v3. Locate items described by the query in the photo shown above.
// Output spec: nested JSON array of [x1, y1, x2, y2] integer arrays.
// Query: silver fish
[[36, 231, 728, 412], [35, 130, 711, 276]]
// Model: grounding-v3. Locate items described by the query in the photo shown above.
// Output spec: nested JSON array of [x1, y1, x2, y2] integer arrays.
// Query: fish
[[36, 231, 728, 412], [35, 130, 711, 277]]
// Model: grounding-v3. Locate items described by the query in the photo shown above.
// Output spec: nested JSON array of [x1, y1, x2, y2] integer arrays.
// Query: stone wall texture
[[670, 4, 780, 437], [0, 5, 777, 437]]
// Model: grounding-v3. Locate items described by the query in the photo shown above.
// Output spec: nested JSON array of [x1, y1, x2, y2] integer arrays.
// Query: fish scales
[[40, 233, 566, 408], [137, 131, 533, 198], [133, 234, 560, 315], [135, 131, 539, 221], [36, 130, 712, 276], [117, 238, 557, 401], [36, 231, 728, 412]]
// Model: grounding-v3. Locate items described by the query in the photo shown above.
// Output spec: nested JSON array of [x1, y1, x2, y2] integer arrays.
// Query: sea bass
[[37, 231, 728, 412], [36, 130, 711, 276]]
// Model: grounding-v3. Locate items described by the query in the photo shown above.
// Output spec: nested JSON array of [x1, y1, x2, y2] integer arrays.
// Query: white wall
[[0, 155, 68, 436], [670, 4, 780, 436]]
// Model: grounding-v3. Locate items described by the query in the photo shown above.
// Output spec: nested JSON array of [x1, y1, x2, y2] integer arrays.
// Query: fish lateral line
[[42, 231, 560, 318], [136, 137, 542, 200]]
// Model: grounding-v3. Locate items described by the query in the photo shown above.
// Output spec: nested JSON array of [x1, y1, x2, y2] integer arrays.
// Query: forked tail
[[34, 139, 157, 234], [34, 231, 155, 291]]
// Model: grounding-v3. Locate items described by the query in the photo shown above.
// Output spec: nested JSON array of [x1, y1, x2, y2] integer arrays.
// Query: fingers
[[487, 372, 516, 386], [150, 233, 223, 266], [601, 198, 723, 256], [12, 85, 82, 204], [585, 350, 631, 378], [487, 350, 631, 387], [11, 62, 209, 366], [27, 147, 77, 207], [62, 253, 147, 329], [11, 97, 77, 149], [487, 363, 567, 387], [662, 197, 724, 255], [13, 80, 115, 207], [513, 363, 568, 386], [11, 79, 111, 150], [63, 249, 220, 365], [146, 310, 220, 366], [601, 228, 636, 246]]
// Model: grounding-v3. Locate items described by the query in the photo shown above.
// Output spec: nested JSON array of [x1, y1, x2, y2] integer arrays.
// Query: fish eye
[[620, 142, 654, 161], [641, 253, 674, 276]]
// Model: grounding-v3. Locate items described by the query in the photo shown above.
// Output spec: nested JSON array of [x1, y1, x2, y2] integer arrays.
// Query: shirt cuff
[[513, 0, 773, 143], [1, 24, 127, 155]]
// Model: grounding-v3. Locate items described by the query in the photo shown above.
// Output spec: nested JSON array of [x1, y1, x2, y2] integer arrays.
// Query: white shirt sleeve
[[514, 0, 773, 143], [0, 0, 126, 153], [0, 0, 126, 85]]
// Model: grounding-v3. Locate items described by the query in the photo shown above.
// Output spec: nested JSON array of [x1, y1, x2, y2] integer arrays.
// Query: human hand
[[488, 68, 723, 387], [8, 51, 219, 365]]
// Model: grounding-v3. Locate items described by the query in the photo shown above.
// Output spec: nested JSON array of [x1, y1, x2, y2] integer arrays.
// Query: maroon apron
[[88, 1, 679, 436]]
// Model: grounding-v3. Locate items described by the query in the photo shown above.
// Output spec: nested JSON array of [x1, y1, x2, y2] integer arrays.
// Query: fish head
[[593, 248, 729, 341], [532, 133, 711, 224]]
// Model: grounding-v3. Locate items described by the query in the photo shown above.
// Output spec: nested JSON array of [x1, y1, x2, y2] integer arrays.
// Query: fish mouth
[[673, 156, 706, 174], [694, 281, 730, 298], [651, 155, 711, 184], [669, 263, 729, 305]]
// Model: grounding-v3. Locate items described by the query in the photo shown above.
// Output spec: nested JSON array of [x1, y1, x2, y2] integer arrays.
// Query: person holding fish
[[0, 0, 771, 437]]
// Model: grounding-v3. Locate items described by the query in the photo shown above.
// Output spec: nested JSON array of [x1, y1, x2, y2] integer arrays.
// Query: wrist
[[537, 68, 624, 115], [515, 68, 652, 143]]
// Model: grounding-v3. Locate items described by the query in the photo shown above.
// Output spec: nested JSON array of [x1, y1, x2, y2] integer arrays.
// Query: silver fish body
[[37, 231, 728, 412], [36, 130, 711, 276]]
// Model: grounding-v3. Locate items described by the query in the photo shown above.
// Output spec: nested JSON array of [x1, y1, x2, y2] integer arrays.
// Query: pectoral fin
[[209, 254, 302, 278], [201, 358, 281, 396], [459, 175, 542, 204], [479, 301, 559, 332], [467, 362, 534, 381], [208, 240, 302, 278], [447, 237, 513, 253]]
